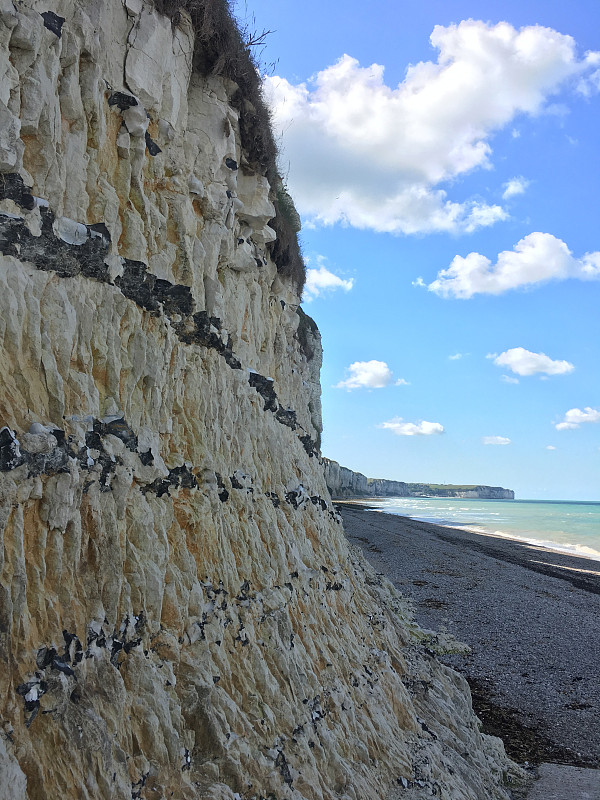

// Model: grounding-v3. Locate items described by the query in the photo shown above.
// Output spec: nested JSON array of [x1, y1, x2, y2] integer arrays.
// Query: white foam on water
[[369, 497, 600, 564], [459, 526, 600, 562]]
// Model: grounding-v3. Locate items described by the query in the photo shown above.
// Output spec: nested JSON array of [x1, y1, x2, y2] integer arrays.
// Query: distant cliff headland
[[324, 458, 515, 500]]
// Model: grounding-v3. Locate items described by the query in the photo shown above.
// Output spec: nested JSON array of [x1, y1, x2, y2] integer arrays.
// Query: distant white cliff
[[324, 459, 515, 500]]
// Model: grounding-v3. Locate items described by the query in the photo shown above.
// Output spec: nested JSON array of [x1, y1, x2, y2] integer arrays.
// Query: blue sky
[[244, 0, 600, 500]]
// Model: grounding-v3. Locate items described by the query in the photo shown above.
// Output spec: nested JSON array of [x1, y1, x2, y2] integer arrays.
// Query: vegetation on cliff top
[[155, 0, 305, 293]]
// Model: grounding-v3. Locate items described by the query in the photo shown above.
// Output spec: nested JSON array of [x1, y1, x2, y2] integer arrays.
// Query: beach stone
[[527, 764, 600, 799], [341, 505, 600, 766]]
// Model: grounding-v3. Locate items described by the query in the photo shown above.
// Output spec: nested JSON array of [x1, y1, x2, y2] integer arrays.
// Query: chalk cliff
[[0, 2, 524, 799], [322, 460, 371, 499], [405, 486, 515, 500], [324, 461, 514, 501]]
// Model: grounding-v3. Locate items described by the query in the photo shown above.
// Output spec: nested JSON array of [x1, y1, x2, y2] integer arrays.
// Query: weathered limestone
[[323, 459, 370, 499], [368, 478, 411, 498], [0, 2, 526, 799]]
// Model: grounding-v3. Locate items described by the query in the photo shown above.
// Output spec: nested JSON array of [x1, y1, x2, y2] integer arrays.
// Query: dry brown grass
[[154, 0, 305, 292]]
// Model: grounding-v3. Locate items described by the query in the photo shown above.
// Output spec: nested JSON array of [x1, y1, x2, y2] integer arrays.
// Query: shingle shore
[[339, 503, 600, 767]]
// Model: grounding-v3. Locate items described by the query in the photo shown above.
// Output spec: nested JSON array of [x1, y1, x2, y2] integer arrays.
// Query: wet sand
[[338, 502, 600, 767]]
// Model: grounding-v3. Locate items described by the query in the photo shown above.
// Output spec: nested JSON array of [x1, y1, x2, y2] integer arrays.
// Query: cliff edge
[[0, 2, 524, 798], [324, 460, 514, 500]]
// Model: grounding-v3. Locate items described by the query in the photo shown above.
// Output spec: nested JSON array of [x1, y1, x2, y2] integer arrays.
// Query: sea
[[365, 497, 600, 562]]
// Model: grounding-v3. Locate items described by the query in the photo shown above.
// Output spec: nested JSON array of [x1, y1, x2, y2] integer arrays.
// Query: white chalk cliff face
[[0, 2, 526, 799]]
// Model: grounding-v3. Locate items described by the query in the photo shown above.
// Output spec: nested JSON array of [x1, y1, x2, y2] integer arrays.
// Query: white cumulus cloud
[[555, 407, 600, 430], [577, 52, 600, 95], [303, 259, 354, 301], [491, 347, 574, 376], [380, 418, 444, 436], [336, 360, 394, 390], [502, 176, 530, 199], [501, 374, 520, 384], [449, 353, 463, 360], [482, 436, 512, 445], [265, 21, 598, 235], [425, 233, 600, 298], [546, 445, 557, 450]]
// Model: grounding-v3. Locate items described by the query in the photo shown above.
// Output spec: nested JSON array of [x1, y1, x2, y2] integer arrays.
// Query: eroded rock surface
[[0, 2, 525, 798]]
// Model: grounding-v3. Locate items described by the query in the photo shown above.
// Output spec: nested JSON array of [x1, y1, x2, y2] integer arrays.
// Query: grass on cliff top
[[154, 0, 305, 293]]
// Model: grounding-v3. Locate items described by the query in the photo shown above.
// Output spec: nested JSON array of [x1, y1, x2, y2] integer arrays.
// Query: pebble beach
[[339, 502, 600, 767]]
